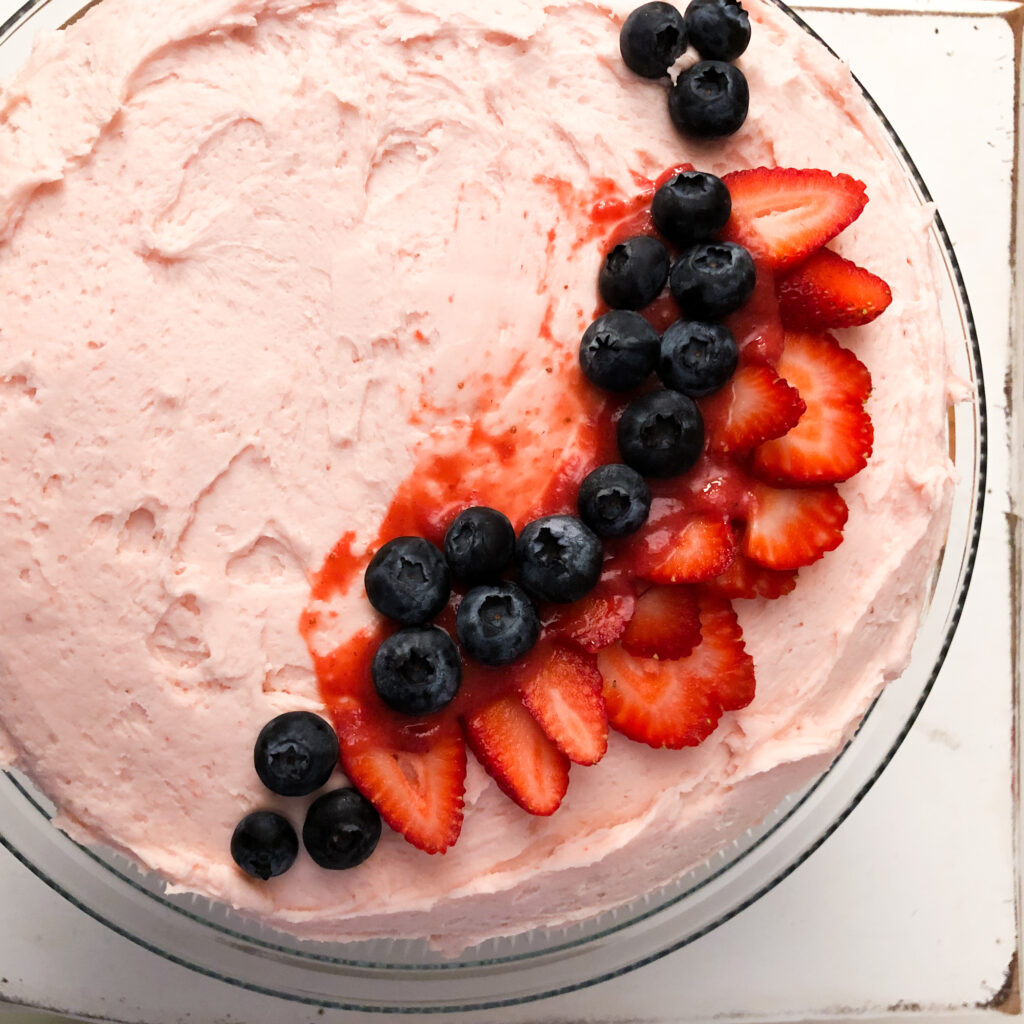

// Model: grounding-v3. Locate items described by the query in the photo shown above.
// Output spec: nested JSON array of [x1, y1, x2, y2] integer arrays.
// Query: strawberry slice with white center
[[463, 693, 570, 815], [519, 647, 608, 766], [776, 247, 893, 331], [335, 697, 466, 854], [544, 569, 637, 652], [706, 551, 798, 600], [633, 506, 737, 583], [720, 168, 868, 271], [598, 592, 755, 749], [700, 362, 806, 454], [742, 482, 849, 569], [620, 584, 702, 659], [752, 331, 873, 485]]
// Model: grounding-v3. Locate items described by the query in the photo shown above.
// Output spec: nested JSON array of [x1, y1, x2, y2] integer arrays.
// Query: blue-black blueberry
[[456, 581, 541, 666], [254, 711, 339, 797], [516, 515, 603, 604], [302, 788, 382, 870], [231, 811, 299, 880], [371, 625, 462, 716], [599, 235, 670, 311], [651, 170, 732, 246], [617, 389, 704, 478], [620, 2, 688, 79], [443, 506, 515, 584], [577, 464, 652, 538], [684, 0, 751, 62], [669, 241, 756, 319], [364, 536, 450, 626], [659, 319, 739, 397], [668, 60, 749, 138], [579, 310, 661, 392]]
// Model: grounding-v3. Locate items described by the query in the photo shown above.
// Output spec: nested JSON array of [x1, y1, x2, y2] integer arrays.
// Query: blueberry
[[231, 811, 298, 880], [599, 236, 670, 311], [684, 0, 751, 61], [254, 711, 339, 797], [669, 241, 756, 319], [579, 310, 661, 392], [372, 626, 462, 716], [651, 171, 732, 246], [364, 536, 450, 626], [668, 60, 748, 138], [456, 582, 540, 666], [302, 788, 382, 870], [617, 389, 704, 477], [659, 320, 739, 397], [516, 515, 603, 604], [443, 507, 515, 584], [577, 464, 652, 538], [620, 2, 688, 79]]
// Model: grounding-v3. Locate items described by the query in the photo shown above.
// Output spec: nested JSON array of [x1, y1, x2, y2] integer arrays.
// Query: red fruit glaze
[[631, 506, 737, 584], [723, 262, 785, 365], [621, 584, 702, 659], [706, 552, 798, 600], [544, 566, 638, 652]]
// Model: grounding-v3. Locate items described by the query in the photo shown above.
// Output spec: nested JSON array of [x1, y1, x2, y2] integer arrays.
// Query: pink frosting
[[0, 0, 954, 948]]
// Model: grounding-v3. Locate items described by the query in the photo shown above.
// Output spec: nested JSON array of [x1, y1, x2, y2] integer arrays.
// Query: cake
[[0, 0, 956, 950]]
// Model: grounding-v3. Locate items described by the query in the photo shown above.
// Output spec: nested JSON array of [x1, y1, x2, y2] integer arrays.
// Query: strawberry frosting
[[0, 0, 955, 948]]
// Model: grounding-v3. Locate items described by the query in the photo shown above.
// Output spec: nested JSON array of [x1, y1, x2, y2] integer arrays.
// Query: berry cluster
[[363, 500, 627, 715], [588, 170, 752, 480], [231, 712, 381, 879], [620, 0, 751, 138]]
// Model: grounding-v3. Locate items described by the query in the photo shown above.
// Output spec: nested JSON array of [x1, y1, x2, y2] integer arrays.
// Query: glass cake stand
[[0, 0, 987, 1013]]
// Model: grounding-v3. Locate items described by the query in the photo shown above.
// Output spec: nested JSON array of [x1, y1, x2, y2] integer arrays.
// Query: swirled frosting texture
[[0, 0, 953, 947]]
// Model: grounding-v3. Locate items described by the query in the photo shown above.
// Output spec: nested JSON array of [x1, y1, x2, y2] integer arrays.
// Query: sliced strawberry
[[598, 592, 754, 749], [519, 647, 608, 765], [742, 483, 848, 569], [752, 332, 873, 485], [633, 507, 737, 584], [701, 363, 806, 454], [706, 551, 798, 600], [776, 247, 892, 330], [463, 694, 570, 815], [721, 168, 868, 271], [681, 593, 756, 710], [336, 698, 466, 854], [544, 570, 637, 652], [723, 262, 785, 365], [621, 584, 702, 659], [607, 208, 658, 248]]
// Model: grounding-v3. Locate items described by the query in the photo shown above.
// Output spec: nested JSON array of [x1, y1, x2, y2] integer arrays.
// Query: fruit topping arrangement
[[231, 3, 894, 880], [621, 0, 752, 138], [232, 711, 381, 878]]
